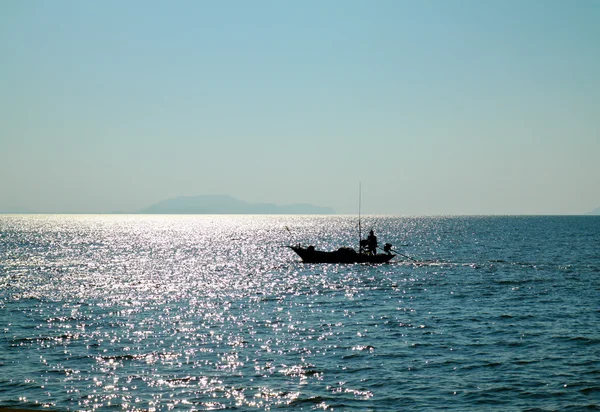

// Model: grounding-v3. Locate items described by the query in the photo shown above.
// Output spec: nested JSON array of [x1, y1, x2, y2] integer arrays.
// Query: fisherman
[[367, 229, 378, 255]]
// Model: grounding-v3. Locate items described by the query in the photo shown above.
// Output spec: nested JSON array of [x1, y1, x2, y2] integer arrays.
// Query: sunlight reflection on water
[[1, 215, 599, 410]]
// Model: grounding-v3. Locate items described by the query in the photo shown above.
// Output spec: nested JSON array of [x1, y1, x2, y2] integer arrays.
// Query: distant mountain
[[586, 207, 600, 215], [139, 195, 335, 214]]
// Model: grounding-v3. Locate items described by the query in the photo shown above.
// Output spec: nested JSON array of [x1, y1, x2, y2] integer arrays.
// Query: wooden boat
[[288, 245, 395, 264]]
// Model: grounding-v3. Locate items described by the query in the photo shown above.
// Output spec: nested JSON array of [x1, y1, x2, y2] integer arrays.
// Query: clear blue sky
[[1, 0, 599, 214]]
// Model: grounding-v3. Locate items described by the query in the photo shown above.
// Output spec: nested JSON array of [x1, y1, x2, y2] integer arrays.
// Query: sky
[[1, 0, 599, 215]]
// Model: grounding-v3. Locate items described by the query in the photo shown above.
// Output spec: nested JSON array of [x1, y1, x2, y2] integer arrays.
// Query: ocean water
[[0, 215, 598, 411]]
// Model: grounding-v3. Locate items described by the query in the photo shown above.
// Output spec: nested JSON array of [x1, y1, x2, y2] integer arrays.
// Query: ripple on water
[[1, 215, 599, 410]]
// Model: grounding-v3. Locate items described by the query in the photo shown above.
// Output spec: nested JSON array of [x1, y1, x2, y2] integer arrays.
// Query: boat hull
[[289, 246, 395, 264]]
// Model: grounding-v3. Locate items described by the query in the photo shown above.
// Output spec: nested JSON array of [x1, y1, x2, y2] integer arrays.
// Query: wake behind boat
[[288, 244, 395, 264]]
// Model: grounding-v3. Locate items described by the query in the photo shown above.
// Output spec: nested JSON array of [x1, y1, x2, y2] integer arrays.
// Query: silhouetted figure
[[367, 230, 378, 255]]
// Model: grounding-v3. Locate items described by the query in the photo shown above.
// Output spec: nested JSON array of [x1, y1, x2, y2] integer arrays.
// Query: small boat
[[287, 183, 398, 264], [288, 245, 395, 264]]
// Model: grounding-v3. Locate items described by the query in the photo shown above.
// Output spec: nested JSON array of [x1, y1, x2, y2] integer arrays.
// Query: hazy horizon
[[1, 191, 599, 216], [2, 1, 599, 215]]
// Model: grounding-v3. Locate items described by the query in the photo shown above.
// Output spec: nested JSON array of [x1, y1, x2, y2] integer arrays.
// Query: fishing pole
[[379, 246, 419, 262], [284, 225, 300, 248]]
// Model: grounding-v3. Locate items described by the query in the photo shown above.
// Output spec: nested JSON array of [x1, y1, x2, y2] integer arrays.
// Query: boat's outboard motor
[[383, 243, 393, 255]]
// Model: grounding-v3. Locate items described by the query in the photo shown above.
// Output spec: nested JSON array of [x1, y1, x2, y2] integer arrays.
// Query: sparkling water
[[1, 215, 598, 410]]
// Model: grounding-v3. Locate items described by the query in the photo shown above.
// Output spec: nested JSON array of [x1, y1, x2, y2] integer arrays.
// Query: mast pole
[[358, 182, 362, 253]]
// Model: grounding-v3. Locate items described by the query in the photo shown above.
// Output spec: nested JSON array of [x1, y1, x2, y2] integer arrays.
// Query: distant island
[[138, 195, 335, 214], [586, 207, 600, 215]]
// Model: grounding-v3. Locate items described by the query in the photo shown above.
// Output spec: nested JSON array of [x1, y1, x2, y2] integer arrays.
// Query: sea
[[0, 215, 598, 411]]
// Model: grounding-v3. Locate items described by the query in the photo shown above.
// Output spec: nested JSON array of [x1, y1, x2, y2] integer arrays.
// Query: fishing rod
[[284, 225, 301, 248], [379, 246, 419, 262]]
